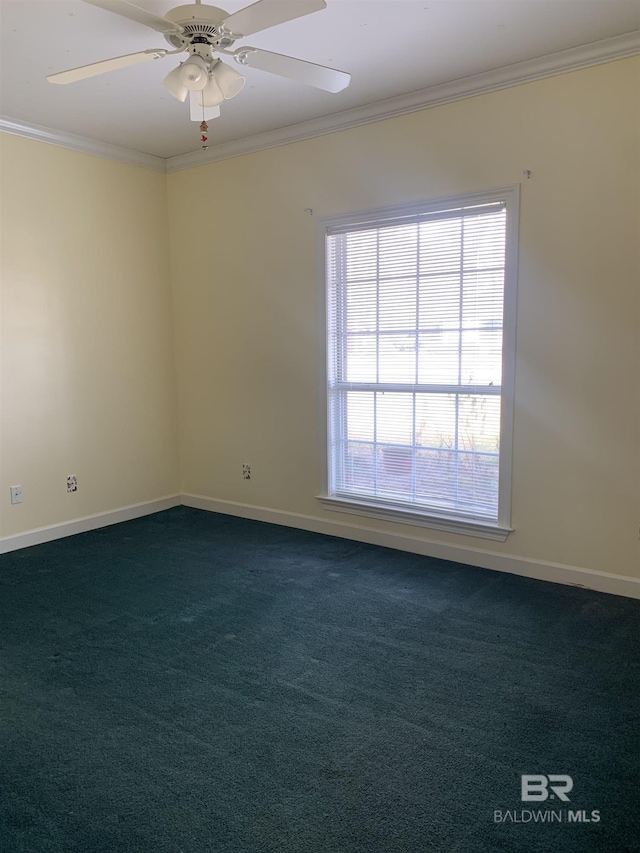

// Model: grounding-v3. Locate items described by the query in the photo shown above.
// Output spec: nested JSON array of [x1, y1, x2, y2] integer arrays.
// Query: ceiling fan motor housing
[[163, 4, 235, 50]]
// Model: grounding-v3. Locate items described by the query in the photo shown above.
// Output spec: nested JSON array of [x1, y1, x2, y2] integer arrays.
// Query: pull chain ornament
[[200, 120, 208, 150]]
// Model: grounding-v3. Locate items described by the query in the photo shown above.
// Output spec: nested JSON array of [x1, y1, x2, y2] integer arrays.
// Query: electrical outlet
[[10, 485, 23, 505], [242, 464, 251, 480], [67, 475, 78, 493]]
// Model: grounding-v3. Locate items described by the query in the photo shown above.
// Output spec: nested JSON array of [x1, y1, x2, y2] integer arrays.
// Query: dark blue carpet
[[0, 507, 638, 852]]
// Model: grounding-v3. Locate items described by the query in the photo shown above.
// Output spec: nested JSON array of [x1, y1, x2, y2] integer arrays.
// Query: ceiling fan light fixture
[[211, 61, 245, 100], [162, 64, 189, 102], [179, 54, 209, 91]]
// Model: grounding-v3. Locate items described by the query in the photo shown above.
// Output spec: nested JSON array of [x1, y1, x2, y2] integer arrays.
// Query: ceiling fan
[[48, 0, 351, 122]]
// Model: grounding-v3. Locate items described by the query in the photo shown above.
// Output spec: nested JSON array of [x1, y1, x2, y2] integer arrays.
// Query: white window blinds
[[325, 195, 514, 527]]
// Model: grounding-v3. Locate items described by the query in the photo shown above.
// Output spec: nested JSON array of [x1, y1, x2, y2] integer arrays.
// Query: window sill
[[317, 495, 513, 541]]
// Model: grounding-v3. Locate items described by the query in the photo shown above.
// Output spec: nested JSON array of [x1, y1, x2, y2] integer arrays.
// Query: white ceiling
[[1, 0, 639, 159]]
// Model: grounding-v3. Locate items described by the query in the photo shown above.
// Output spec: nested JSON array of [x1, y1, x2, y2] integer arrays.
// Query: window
[[319, 187, 518, 540]]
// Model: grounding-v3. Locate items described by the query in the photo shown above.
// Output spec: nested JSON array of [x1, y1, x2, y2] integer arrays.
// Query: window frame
[[317, 186, 519, 542]]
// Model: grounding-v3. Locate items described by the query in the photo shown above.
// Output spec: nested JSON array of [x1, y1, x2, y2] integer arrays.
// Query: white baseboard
[[0, 495, 181, 554], [182, 494, 640, 600], [2, 492, 637, 600]]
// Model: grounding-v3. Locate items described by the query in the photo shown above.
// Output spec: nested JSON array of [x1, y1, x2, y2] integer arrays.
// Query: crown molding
[[1, 32, 637, 173], [166, 31, 640, 172], [0, 116, 166, 172]]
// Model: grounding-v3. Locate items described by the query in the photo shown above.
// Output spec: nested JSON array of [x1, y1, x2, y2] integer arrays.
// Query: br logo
[[521, 775, 573, 802]]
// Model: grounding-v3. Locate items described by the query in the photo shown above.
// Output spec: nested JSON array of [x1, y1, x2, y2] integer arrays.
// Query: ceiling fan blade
[[222, 0, 326, 38], [48, 49, 168, 84], [82, 0, 182, 34], [189, 91, 221, 123], [235, 48, 350, 93]]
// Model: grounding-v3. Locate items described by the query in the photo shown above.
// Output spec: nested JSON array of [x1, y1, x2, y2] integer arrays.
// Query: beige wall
[[168, 57, 640, 579], [0, 136, 179, 537], [1, 59, 638, 580]]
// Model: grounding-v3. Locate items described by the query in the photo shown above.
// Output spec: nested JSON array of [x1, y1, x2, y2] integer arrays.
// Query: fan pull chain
[[200, 120, 209, 150]]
